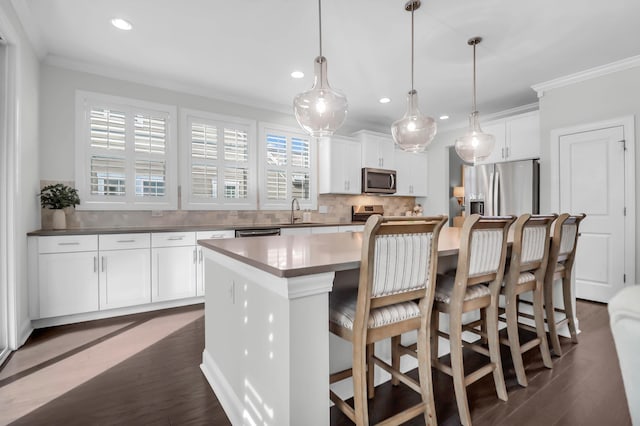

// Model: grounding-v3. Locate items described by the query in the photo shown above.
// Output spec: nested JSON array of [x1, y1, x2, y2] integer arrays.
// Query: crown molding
[[532, 55, 640, 98], [437, 102, 539, 133]]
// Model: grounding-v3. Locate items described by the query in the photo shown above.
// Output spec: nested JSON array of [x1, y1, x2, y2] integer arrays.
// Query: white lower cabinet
[[38, 251, 99, 318], [152, 232, 197, 302], [99, 248, 151, 310], [196, 230, 235, 296]]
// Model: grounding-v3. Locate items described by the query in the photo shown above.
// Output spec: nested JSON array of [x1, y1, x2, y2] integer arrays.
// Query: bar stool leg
[[352, 338, 369, 425], [506, 296, 528, 387], [430, 309, 440, 364], [545, 277, 563, 356], [449, 312, 472, 426], [390, 337, 400, 386], [533, 283, 553, 368], [562, 275, 579, 343], [486, 303, 508, 401], [366, 343, 375, 398], [418, 326, 437, 426]]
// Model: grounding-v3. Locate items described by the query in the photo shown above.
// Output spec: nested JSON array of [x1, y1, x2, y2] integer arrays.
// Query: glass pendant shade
[[391, 90, 437, 153], [454, 111, 495, 164], [293, 56, 348, 137]]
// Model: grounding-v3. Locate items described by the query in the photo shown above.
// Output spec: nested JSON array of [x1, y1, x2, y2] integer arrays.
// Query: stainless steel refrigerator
[[463, 159, 539, 216]]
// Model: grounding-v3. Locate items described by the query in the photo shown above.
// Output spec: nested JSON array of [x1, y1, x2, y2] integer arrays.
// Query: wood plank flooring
[[0, 301, 631, 425]]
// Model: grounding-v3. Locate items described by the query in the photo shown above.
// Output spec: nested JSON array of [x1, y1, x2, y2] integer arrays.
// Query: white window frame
[[75, 91, 178, 210], [258, 122, 317, 210], [180, 108, 257, 210]]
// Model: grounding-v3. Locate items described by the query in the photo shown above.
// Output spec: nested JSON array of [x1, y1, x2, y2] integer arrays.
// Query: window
[[75, 91, 177, 210], [258, 123, 317, 210], [180, 109, 257, 210]]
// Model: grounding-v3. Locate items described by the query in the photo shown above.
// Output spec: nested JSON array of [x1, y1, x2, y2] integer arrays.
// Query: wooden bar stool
[[329, 214, 446, 426], [499, 213, 556, 387], [428, 214, 513, 426], [543, 213, 586, 356]]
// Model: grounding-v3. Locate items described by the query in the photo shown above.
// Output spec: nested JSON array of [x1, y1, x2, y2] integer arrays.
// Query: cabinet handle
[[101, 256, 105, 272], [193, 248, 197, 264], [58, 242, 80, 246], [116, 239, 136, 243], [501, 147, 505, 159], [506, 146, 510, 158], [94, 256, 97, 273], [168, 236, 184, 241], [199, 248, 203, 263]]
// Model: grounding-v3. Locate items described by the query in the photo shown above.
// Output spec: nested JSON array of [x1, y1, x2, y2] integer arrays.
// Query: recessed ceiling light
[[439, 115, 450, 120], [291, 71, 304, 79], [379, 97, 391, 104], [111, 18, 133, 31]]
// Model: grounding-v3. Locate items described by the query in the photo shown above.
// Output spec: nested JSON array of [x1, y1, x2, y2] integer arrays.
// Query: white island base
[[200, 248, 334, 426]]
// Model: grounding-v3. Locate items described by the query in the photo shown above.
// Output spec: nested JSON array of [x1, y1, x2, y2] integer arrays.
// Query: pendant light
[[454, 37, 495, 164], [293, 0, 348, 137], [391, 0, 437, 153]]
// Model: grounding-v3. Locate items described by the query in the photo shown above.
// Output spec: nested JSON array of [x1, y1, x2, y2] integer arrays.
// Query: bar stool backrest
[[551, 213, 587, 266], [514, 214, 557, 273]]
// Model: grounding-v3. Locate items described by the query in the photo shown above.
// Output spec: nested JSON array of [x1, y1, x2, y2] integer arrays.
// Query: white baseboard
[[18, 319, 32, 348], [31, 297, 204, 329], [200, 349, 243, 425]]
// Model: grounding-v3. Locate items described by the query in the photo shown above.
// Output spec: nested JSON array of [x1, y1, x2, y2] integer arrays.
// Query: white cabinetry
[[98, 234, 151, 310], [280, 227, 312, 236], [476, 111, 540, 164], [319, 136, 361, 194], [395, 150, 428, 196], [151, 232, 197, 302], [36, 235, 99, 318], [196, 230, 235, 295], [354, 130, 395, 169]]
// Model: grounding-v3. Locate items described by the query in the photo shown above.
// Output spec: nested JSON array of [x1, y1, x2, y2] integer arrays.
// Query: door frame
[[550, 115, 636, 289]]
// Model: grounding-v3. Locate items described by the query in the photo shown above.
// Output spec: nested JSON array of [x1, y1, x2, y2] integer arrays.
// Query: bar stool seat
[[434, 275, 490, 303], [330, 291, 421, 330]]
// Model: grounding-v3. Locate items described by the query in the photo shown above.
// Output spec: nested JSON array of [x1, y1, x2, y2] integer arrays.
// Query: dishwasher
[[235, 228, 281, 238]]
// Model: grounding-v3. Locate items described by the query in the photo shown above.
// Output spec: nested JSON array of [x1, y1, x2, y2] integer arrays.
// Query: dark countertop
[[27, 221, 365, 236]]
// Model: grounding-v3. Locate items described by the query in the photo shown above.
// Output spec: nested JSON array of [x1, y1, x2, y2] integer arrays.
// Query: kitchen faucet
[[290, 197, 301, 224]]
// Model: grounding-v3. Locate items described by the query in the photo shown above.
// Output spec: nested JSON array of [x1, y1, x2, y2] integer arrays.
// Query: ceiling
[[13, 0, 640, 132]]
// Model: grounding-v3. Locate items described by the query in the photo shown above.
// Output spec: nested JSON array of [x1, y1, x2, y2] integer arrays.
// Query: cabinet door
[[319, 137, 361, 194], [196, 230, 235, 296], [395, 150, 428, 196], [38, 251, 99, 318], [280, 227, 312, 236], [360, 133, 395, 169], [475, 121, 506, 165], [506, 111, 540, 161], [152, 246, 197, 302], [99, 248, 151, 310]]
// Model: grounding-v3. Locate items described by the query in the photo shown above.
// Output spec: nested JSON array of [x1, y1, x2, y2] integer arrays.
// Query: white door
[[559, 126, 626, 302]]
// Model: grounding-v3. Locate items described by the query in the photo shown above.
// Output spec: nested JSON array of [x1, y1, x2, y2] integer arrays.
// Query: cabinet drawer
[[152, 232, 196, 247], [38, 235, 98, 254], [196, 230, 235, 240], [99, 233, 150, 251]]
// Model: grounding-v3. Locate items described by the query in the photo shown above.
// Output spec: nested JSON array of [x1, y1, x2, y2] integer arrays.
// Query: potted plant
[[40, 183, 80, 229]]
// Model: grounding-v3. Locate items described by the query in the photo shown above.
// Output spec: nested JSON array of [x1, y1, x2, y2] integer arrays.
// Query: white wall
[[0, 0, 41, 348], [424, 127, 465, 217], [39, 64, 379, 181], [538, 66, 640, 279]]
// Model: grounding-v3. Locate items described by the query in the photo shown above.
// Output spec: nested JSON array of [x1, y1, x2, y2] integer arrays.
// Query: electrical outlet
[[151, 210, 163, 217], [318, 205, 328, 214]]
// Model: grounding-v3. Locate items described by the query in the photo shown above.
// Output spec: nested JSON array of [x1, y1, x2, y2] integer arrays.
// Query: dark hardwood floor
[[0, 301, 630, 425]]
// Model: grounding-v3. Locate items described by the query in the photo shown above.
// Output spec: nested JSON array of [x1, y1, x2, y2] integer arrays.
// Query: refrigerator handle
[[488, 171, 495, 216], [493, 171, 500, 215]]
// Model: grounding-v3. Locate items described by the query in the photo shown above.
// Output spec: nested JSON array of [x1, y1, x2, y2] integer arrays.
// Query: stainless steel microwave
[[362, 167, 397, 194]]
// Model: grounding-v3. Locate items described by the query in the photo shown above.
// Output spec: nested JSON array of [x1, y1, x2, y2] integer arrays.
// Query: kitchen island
[[198, 228, 462, 426]]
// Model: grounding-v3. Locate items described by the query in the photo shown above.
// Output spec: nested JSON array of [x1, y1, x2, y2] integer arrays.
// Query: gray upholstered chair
[[329, 214, 446, 426]]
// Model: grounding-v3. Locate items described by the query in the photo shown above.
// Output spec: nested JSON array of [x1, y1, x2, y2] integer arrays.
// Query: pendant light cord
[[410, 5, 415, 92], [318, 0, 323, 58], [472, 41, 477, 113]]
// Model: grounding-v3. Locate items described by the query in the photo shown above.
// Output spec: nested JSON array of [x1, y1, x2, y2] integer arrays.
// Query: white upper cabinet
[[475, 110, 540, 165], [395, 150, 428, 197], [319, 136, 361, 194], [354, 130, 395, 170]]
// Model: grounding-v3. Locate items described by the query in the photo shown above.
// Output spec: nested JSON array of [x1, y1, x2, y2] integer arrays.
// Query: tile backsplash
[[39, 181, 420, 229]]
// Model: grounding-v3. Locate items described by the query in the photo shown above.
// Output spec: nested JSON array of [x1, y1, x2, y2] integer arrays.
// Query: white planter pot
[[52, 209, 66, 230]]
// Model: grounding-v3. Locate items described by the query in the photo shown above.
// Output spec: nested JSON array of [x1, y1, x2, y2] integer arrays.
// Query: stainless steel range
[[351, 205, 384, 222]]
